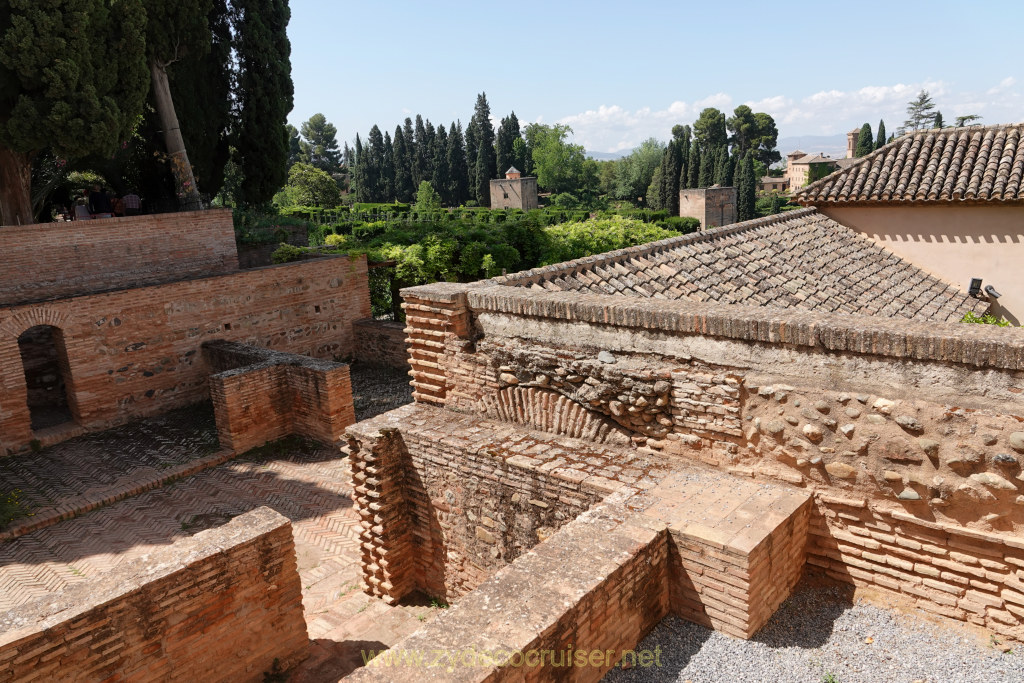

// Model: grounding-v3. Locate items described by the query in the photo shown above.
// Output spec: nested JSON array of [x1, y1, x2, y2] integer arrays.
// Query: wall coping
[[0, 506, 290, 644], [464, 285, 1024, 371], [0, 207, 233, 234]]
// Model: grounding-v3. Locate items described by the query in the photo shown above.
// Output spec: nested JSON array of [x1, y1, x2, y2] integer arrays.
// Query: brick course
[[0, 209, 239, 306], [0, 506, 308, 682], [352, 318, 411, 369]]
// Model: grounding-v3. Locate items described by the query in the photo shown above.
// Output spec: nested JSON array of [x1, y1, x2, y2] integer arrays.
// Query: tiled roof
[[795, 123, 1024, 204], [793, 154, 834, 165], [494, 208, 985, 322]]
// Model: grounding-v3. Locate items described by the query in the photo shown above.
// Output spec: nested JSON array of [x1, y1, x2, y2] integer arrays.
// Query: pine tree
[[392, 126, 414, 202], [875, 120, 887, 150], [299, 113, 342, 173], [687, 146, 701, 189], [447, 122, 470, 206], [431, 124, 451, 206], [903, 90, 936, 132], [698, 146, 714, 188], [934, 111, 944, 129], [855, 123, 874, 157], [471, 93, 497, 206], [233, 0, 294, 206]]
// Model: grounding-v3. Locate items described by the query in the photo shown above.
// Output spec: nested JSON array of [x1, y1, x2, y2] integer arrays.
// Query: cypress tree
[[431, 124, 451, 206], [687, 146, 701, 189], [233, 0, 294, 206], [393, 126, 414, 202], [353, 133, 365, 201], [472, 93, 497, 206], [413, 115, 428, 186], [364, 125, 384, 202], [698, 145, 714, 188], [464, 119, 479, 200], [381, 131, 395, 201], [447, 122, 470, 206], [422, 120, 436, 185], [876, 120, 887, 150], [666, 140, 682, 215], [855, 123, 874, 157], [737, 153, 756, 221], [725, 150, 738, 187], [934, 111, 944, 129], [496, 112, 521, 177], [713, 146, 729, 186]]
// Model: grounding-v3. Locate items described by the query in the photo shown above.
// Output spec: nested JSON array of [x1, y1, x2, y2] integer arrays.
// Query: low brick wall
[[0, 209, 239, 306], [352, 318, 411, 369], [399, 279, 1024, 638], [348, 503, 670, 683], [0, 507, 308, 682], [205, 341, 355, 453], [345, 406, 606, 604], [0, 254, 370, 453]]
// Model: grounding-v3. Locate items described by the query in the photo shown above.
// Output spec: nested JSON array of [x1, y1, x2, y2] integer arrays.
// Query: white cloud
[[558, 78, 1022, 154]]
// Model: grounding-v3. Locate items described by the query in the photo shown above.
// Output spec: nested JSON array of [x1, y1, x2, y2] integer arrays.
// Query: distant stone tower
[[489, 166, 539, 210], [847, 128, 860, 158], [679, 185, 737, 229]]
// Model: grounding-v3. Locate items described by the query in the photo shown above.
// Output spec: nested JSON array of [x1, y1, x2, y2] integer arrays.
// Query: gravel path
[[604, 585, 1021, 683]]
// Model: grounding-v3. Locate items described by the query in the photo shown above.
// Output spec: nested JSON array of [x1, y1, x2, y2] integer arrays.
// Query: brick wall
[[345, 407, 603, 604], [352, 318, 411, 369], [0, 507, 308, 682], [205, 341, 356, 453], [0, 209, 238, 306], [401, 280, 1024, 638], [349, 504, 669, 683], [0, 255, 370, 453]]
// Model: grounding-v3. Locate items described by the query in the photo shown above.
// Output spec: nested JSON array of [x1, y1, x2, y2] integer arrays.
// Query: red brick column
[[400, 283, 473, 406]]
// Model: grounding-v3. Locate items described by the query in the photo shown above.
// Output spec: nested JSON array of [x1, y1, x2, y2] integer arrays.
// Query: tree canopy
[[523, 123, 592, 196], [903, 90, 937, 132], [299, 113, 342, 173]]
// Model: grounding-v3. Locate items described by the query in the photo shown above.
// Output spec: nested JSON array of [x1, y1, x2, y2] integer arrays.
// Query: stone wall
[[352, 318, 410, 369], [205, 341, 355, 453], [401, 280, 1024, 639], [489, 177, 539, 210], [0, 507, 308, 682], [679, 186, 737, 228], [348, 503, 670, 683], [344, 406, 604, 604], [0, 255, 370, 453], [0, 209, 239, 306]]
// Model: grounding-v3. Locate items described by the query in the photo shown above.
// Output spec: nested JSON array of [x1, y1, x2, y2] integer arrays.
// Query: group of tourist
[[66, 185, 142, 221]]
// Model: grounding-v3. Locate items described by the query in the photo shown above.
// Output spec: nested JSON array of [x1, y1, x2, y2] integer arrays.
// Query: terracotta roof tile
[[795, 123, 1024, 204], [493, 209, 985, 323]]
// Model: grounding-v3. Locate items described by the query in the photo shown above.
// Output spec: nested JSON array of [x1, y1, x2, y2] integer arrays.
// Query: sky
[[287, 0, 1023, 155]]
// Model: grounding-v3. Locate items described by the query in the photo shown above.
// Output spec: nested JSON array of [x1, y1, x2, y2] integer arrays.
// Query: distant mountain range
[[587, 133, 850, 163]]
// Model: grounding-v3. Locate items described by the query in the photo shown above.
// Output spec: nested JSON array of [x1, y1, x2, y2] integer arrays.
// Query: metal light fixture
[[969, 278, 983, 297]]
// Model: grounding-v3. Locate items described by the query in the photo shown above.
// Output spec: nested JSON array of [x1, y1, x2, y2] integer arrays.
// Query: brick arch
[[0, 307, 73, 339], [479, 387, 632, 446]]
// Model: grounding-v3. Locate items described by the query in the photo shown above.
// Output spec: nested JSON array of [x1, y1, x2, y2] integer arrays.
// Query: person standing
[[89, 184, 113, 218], [121, 191, 142, 216]]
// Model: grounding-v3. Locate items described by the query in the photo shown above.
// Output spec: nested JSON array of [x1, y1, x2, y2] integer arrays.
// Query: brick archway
[[16, 325, 78, 431]]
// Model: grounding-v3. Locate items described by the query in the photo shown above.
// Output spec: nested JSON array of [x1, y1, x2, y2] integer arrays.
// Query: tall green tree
[[903, 90, 936, 132], [447, 122, 469, 206], [933, 111, 944, 129], [875, 120, 887, 150], [727, 105, 757, 157], [713, 146, 730, 186], [523, 123, 590, 195], [381, 130, 395, 201], [299, 113, 342, 173], [495, 112, 522, 177], [281, 162, 340, 207], [392, 126, 414, 202], [233, 0, 294, 206], [0, 0, 149, 224], [471, 93, 496, 205], [693, 108, 727, 155], [169, 0, 233, 200], [737, 153, 756, 222], [431, 124, 450, 205], [749, 112, 781, 168], [697, 145, 714, 188], [413, 115, 429, 186], [613, 138, 664, 203], [954, 114, 982, 127], [464, 118, 478, 198], [353, 133, 365, 200], [361, 125, 385, 201], [145, 0, 217, 209], [687, 145, 700, 189], [855, 123, 874, 157], [286, 124, 302, 167]]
